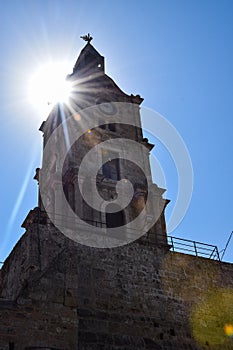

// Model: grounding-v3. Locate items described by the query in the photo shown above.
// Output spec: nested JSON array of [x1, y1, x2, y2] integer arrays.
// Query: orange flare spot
[[73, 113, 81, 121], [224, 324, 233, 337]]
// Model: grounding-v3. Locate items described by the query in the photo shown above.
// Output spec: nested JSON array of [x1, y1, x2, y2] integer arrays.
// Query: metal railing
[[167, 235, 220, 261], [21, 208, 221, 261], [48, 212, 220, 260]]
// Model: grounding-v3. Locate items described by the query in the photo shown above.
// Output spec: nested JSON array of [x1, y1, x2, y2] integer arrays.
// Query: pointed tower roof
[[67, 34, 143, 106], [72, 40, 105, 77]]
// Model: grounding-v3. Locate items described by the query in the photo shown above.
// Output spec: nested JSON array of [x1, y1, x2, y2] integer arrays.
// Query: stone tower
[[35, 37, 168, 249], [0, 37, 233, 350]]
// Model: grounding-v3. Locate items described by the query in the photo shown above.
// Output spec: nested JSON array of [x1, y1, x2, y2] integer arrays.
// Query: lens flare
[[73, 113, 81, 121], [191, 288, 233, 347], [224, 324, 233, 337], [28, 62, 72, 108]]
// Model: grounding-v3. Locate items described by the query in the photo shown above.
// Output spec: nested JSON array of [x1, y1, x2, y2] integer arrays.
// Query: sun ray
[[58, 103, 71, 151], [2, 144, 40, 253]]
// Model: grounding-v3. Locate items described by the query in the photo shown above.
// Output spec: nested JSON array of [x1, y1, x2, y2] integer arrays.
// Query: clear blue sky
[[1, 0, 233, 262]]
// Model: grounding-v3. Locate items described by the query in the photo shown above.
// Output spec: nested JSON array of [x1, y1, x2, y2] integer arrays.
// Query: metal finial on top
[[80, 33, 93, 43]]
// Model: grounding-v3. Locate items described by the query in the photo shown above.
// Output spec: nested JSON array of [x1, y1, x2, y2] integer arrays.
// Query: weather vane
[[80, 33, 93, 43]]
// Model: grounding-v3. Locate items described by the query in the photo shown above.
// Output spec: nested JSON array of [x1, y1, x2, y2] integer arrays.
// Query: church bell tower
[[25, 34, 168, 249]]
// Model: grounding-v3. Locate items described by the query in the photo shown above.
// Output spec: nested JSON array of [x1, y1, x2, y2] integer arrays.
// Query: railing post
[[170, 236, 175, 251], [193, 241, 198, 256], [215, 246, 221, 261], [209, 249, 214, 259]]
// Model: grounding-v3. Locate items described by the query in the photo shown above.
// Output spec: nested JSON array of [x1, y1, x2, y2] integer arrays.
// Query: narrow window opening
[[102, 149, 120, 181], [99, 122, 116, 132], [109, 123, 116, 132], [106, 203, 125, 228]]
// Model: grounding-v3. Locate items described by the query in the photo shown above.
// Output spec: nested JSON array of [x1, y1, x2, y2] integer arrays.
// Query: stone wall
[[0, 299, 78, 349], [0, 223, 233, 349]]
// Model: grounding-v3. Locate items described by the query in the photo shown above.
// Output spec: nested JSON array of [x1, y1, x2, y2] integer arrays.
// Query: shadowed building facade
[[0, 38, 233, 350]]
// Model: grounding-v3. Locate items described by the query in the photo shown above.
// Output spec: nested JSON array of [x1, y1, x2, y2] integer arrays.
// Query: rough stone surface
[[0, 224, 233, 349]]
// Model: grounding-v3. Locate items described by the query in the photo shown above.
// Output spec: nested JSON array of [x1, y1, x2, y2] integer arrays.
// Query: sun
[[28, 62, 72, 110]]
